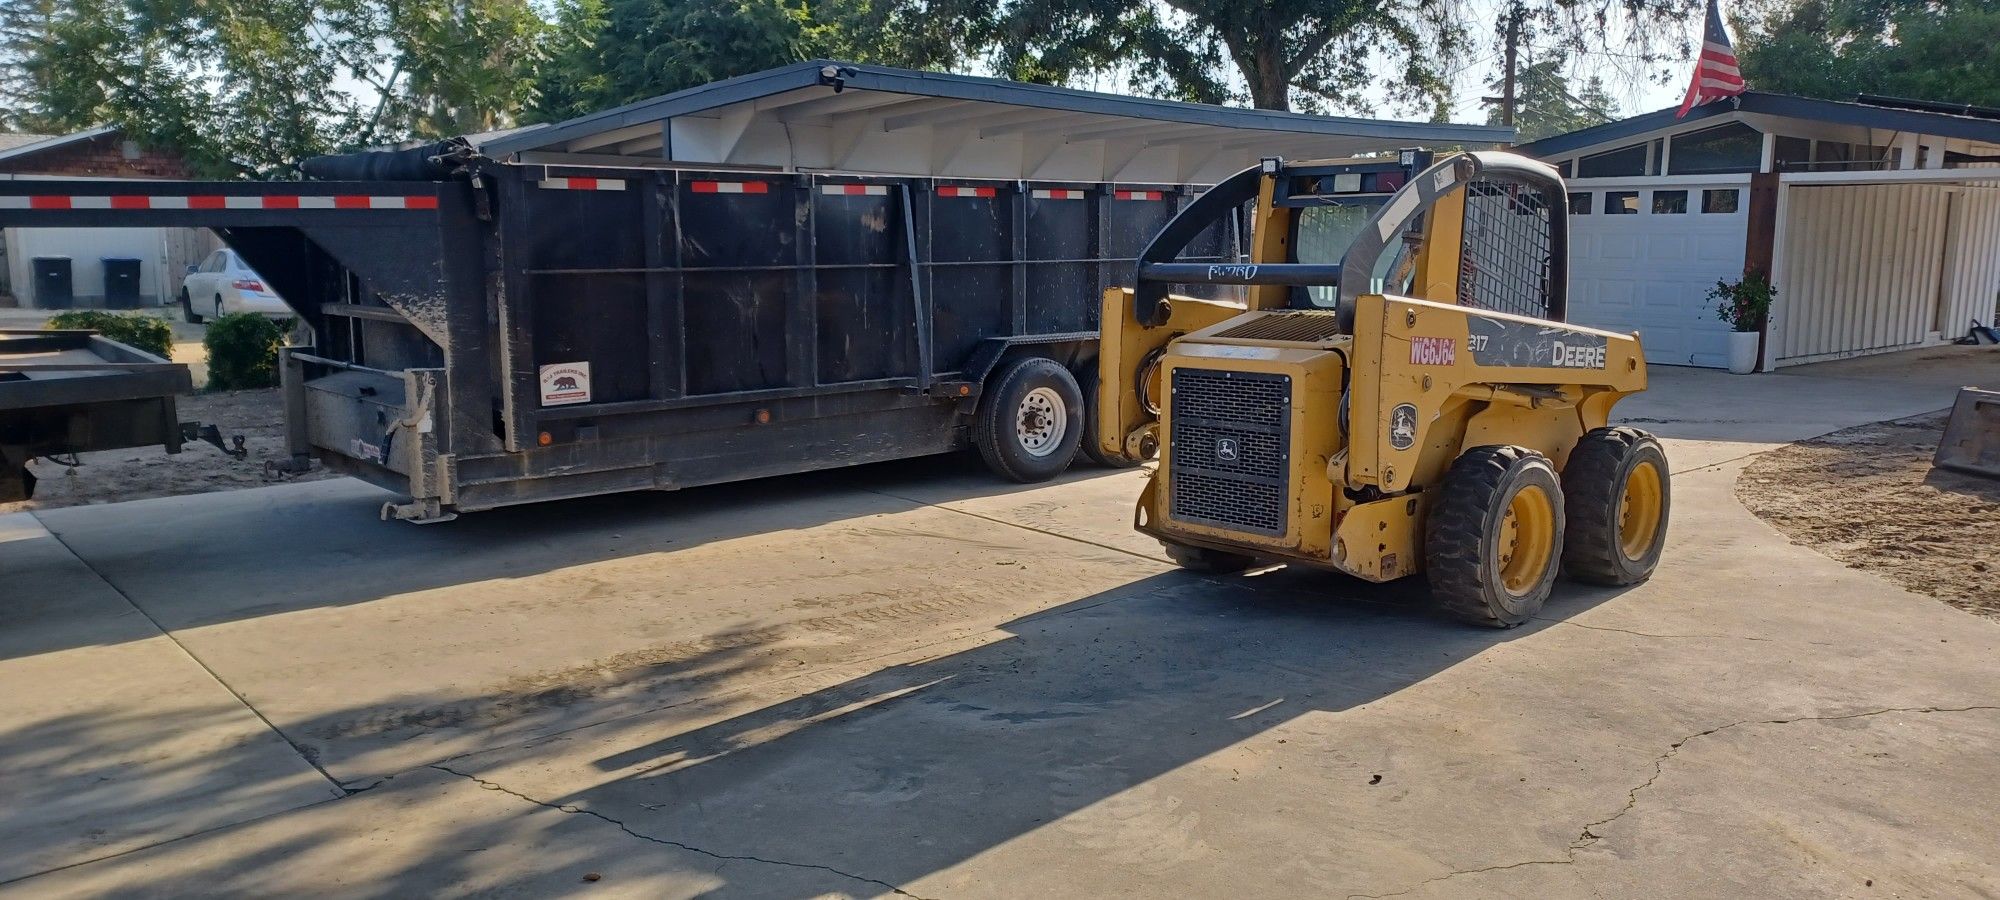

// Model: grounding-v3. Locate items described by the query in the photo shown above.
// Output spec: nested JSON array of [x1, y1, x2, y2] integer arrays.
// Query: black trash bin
[[102, 257, 142, 309], [31, 257, 72, 309]]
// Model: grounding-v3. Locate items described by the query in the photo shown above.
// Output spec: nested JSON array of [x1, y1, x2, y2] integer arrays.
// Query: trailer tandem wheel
[[973, 356, 1085, 483]]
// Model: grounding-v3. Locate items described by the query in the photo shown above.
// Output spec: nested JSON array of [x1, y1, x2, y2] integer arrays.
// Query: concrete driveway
[[3, 348, 1997, 898]]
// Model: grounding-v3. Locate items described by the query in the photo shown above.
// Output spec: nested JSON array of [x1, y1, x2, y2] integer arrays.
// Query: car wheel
[[182, 290, 203, 324]]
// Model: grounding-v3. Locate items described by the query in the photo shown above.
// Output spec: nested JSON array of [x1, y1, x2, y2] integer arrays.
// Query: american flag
[[1676, 0, 1746, 118]]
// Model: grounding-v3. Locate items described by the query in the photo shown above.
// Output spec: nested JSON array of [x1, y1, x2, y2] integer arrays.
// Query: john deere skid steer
[[1095, 150, 1670, 626]]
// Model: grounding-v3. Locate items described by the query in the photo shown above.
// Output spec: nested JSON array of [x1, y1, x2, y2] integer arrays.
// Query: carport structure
[[1518, 93, 2000, 370], [475, 61, 1510, 183]]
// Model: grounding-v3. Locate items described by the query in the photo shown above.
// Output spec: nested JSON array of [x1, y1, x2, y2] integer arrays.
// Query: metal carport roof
[[479, 61, 1512, 183]]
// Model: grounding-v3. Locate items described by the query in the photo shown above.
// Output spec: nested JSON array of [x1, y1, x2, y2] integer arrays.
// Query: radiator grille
[[1168, 368, 1292, 536]]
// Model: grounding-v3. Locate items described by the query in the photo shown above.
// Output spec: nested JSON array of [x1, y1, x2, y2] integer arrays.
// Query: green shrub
[[44, 310, 174, 358], [203, 313, 286, 390]]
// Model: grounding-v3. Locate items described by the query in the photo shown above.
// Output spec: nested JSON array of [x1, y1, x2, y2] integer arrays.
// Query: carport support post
[[1744, 172, 1781, 372]]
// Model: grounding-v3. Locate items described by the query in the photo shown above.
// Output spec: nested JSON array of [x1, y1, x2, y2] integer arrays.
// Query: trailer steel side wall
[[0, 165, 1237, 517]]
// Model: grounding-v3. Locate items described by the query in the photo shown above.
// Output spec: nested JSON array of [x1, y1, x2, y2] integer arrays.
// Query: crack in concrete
[[1347, 704, 2000, 900], [1535, 618, 1834, 646], [429, 764, 937, 899]]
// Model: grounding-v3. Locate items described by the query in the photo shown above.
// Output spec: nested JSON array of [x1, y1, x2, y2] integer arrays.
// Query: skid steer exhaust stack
[[1934, 387, 2000, 479]]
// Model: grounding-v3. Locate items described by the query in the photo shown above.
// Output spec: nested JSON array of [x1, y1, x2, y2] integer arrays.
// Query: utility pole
[[1482, 1, 1525, 140]]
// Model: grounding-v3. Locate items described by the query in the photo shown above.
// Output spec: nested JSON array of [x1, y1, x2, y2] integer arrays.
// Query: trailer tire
[[1163, 541, 1254, 573], [1077, 367, 1141, 468], [1562, 427, 1670, 586], [974, 356, 1084, 482], [182, 290, 202, 324], [1425, 446, 1565, 628]]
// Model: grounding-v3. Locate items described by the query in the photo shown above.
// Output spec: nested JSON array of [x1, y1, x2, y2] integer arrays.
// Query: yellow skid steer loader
[[1095, 151, 1670, 626]]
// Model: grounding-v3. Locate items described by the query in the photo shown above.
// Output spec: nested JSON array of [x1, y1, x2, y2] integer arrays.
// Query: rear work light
[[231, 279, 266, 293]]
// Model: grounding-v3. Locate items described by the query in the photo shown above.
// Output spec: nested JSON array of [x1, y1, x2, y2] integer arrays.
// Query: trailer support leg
[[273, 346, 315, 475]]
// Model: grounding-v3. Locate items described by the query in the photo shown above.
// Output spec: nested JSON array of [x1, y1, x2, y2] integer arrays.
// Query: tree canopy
[[1734, 0, 2000, 107]]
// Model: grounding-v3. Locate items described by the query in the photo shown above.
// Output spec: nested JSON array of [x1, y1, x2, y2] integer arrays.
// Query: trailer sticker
[[689, 181, 769, 194], [1031, 189, 1083, 200], [539, 362, 593, 406], [539, 177, 627, 191], [0, 194, 438, 210], [1114, 190, 1165, 201], [937, 186, 997, 198]]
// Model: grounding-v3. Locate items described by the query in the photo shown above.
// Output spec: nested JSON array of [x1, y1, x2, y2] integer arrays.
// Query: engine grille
[[1211, 311, 1344, 344], [1168, 368, 1292, 537]]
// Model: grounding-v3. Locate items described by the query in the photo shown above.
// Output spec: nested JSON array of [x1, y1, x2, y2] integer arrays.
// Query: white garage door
[[1564, 178, 1750, 368]]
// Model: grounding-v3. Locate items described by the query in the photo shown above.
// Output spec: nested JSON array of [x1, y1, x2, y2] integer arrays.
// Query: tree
[[583, 0, 974, 108], [1486, 55, 1619, 142], [0, 0, 547, 178], [1735, 0, 2000, 107], [981, 0, 1703, 113]]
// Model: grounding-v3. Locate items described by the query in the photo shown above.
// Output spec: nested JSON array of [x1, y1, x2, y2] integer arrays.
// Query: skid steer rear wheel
[[1426, 446, 1565, 628], [1562, 427, 1670, 585], [1077, 367, 1142, 468], [1162, 541, 1255, 574]]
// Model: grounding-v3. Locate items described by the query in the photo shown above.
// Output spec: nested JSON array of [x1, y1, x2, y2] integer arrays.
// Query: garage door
[[1564, 178, 1749, 368]]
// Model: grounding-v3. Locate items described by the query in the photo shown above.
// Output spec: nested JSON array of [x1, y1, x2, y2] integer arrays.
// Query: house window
[[1568, 192, 1591, 215], [1774, 136, 1811, 172], [1668, 122, 1762, 175], [1577, 144, 1647, 178], [1649, 139, 1665, 175], [1558, 160, 1575, 178], [1652, 190, 1689, 214], [1604, 191, 1640, 215], [1702, 189, 1740, 214]]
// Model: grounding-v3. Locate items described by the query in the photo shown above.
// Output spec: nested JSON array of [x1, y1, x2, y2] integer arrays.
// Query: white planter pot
[[1726, 331, 1759, 374]]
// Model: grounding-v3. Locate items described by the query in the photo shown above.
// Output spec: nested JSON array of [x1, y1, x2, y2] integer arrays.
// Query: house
[[1517, 93, 2000, 369], [0, 126, 215, 310]]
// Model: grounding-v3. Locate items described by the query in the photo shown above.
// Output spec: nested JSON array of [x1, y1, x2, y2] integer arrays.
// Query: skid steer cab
[[1095, 150, 1670, 627]]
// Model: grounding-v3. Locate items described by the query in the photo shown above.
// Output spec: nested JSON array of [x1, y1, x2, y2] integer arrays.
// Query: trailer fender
[[956, 333, 1099, 413]]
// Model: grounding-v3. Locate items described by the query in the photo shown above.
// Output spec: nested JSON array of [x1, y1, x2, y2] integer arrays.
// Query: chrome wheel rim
[[1016, 386, 1067, 457]]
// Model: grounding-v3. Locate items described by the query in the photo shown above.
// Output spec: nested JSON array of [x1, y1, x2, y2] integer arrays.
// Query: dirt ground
[[1739, 411, 2000, 620], [0, 387, 336, 514]]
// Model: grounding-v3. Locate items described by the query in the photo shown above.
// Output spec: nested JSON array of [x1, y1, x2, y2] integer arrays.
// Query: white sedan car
[[181, 249, 290, 322]]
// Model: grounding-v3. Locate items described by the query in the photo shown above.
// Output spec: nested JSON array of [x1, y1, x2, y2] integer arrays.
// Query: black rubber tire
[[1077, 367, 1142, 469], [1562, 426, 1671, 586], [1163, 541, 1255, 573], [973, 356, 1085, 483], [1425, 446, 1566, 628], [182, 291, 202, 324]]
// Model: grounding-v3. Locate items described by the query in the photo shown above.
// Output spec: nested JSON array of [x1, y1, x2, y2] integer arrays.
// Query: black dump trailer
[[0, 156, 1240, 520]]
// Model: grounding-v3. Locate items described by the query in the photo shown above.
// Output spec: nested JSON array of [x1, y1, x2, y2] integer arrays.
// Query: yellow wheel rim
[[1496, 483, 1556, 595], [1618, 460, 1665, 560]]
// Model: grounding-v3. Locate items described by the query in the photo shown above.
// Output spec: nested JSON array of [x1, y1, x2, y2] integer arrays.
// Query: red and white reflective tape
[[821, 184, 889, 196], [689, 180, 768, 194], [539, 177, 626, 191], [1031, 188, 1084, 200], [937, 185, 997, 198], [0, 194, 438, 211], [1114, 190, 1165, 201]]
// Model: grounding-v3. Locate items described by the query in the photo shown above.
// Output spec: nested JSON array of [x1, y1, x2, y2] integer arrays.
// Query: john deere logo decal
[[1215, 437, 1240, 462], [1388, 403, 1419, 450]]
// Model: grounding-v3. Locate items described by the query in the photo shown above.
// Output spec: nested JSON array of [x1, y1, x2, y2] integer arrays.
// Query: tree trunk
[[1247, 50, 1291, 111]]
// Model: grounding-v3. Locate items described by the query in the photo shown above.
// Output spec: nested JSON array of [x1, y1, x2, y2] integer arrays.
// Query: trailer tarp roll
[[300, 138, 469, 182]]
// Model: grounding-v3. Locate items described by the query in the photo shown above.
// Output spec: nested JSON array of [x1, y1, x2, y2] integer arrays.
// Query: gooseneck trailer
[[0, 160, 1238, 520]]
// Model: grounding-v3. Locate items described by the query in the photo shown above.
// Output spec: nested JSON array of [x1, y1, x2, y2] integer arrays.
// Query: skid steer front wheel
[[1562, 427, 1670, 585], [1426, 446, 1566, 628]]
